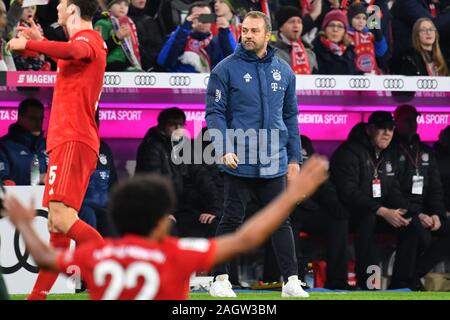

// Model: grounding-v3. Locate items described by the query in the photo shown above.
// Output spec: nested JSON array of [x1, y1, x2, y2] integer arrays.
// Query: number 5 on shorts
[[49, 165, 58, 185]]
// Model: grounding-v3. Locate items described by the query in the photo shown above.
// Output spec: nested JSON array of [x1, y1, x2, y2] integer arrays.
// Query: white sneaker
[[209, 274, 237, 298], [281, 275, 310, 298]]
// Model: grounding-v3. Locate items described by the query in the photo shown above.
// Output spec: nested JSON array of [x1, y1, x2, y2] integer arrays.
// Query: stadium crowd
[[0, 0, 449, 75]]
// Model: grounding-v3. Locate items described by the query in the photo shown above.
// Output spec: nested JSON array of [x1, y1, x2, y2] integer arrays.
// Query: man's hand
[[377, 208, 411, 228], [310, 0, 323, 20], [116, 25, 131, 40], [287, 163, 300, 184], [186, 12, 201, 23], [7, 37, 28, 52], [419, 213, 434, 229], [216, 16, 230, 29], [16, 17, 44, 41], [431, 215, 442, 231], [328, 0, 340, 9], [222, 153, 239, 169], [168, 214, 177, 223], [2, 195, 36, 226], [286, 155, 329, 202], [199, 213, 216, 224]]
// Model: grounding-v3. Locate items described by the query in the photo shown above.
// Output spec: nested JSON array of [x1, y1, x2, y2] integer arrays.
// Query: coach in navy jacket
[[205, 12, 305, 297], [0, 99, 47, 185]]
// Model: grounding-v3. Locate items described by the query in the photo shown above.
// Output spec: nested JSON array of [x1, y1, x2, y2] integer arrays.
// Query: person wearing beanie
[[312, 9, 360, 74], [346, 2, 388, 74], [95, 0, 143, 71], [212, 0, 241, 42], [271, 6, 317, 74], [391, 104, 450, 290]]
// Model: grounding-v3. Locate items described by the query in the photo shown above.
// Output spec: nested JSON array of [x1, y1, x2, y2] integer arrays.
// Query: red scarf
[[348, 30, 380, 74], [291, 40, 312, 74], [211, 19, 241, 42], [183, 34, 213, 71], [111, 15, 142, 70], [260, 0, 271, 23], [429, 3, 437, 17], [320, 36, 347, 56]]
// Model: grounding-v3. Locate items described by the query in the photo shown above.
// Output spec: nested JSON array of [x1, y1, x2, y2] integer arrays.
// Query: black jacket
[[399, 48, 431, 76], [128, 5, 166, 71], [392, 133, 446, 219], [434, 141, 450, 212], [312, 37, 361, 75], [296, 135, 349, 220], [330, 123, 411, 217], [135, 127, 221, 217]]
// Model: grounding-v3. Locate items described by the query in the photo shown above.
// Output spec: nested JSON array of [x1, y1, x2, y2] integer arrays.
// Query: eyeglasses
[[326, 23, 345, 30], [419, 28, 437, 34]]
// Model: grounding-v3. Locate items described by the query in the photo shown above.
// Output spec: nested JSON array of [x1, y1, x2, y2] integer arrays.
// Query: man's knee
[[48, 202, 78, 233]]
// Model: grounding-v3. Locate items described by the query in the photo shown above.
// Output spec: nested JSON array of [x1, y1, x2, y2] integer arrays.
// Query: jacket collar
[[6, 123, 43, 148], [235, 43, 277, 63]]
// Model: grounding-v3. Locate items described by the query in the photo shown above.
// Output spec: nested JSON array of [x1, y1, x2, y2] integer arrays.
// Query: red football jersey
[[57, 235, 217, 300], [47, 29, 107, 154]]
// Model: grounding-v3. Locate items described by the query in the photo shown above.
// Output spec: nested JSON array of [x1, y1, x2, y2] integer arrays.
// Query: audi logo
[[417, 79, 438, 90], [383, 78, 404, 89], [203, 75, 210, 86], [1, 210, 48, 274], [169, 76, 191, 87], [134, 75, 156, 86], [349, 78, 371, 89], [314, 77, 336, 88], [103, 74, 121, 86]]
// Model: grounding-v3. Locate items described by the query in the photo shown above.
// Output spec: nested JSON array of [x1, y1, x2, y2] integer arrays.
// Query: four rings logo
[[314, 77, 336, 88], [169, 76, 191, 87], [349, 78, 371, 89], [0, 210, 48, 274], [103, 74, 121, 86], [203, 75, 210, 87], [134, 75, 156, 86], [383, 78, 404, 89], [417, 79, 438, 90]]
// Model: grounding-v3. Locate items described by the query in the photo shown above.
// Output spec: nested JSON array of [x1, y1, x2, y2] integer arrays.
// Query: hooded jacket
[[0, 123, 47, 185], [434, 140, 450, 213], [206, 44, 302, 178], [330, 122, 412, 216]]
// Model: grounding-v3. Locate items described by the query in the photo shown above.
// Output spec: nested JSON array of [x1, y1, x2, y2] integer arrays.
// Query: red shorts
[[43, 141, 98, 211]]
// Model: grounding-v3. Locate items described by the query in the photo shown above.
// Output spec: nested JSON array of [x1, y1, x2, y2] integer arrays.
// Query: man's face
[[369, 125, 394, 150], [110, 1, 129, 18], [191, 6, 213, 33], [131, 0, 146, 9], [351, 13, 367, 32], [164, 118, 185, 139], [241, 17, 270, 53], [18, 106, 44, 136], [325, 20, 346, 43], [395, 113, 418, 138], [279, 16, 303, 42], [57, 0, 70, 26]]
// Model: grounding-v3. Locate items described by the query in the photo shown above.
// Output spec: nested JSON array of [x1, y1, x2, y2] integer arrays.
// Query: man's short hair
[[109, 175, 177, 236], [69, 0, 99, 20], [243, 11, 272, 32], [18, 98, 44, 117], [157, 107, 186, 127], [188, 1, 211, 16]]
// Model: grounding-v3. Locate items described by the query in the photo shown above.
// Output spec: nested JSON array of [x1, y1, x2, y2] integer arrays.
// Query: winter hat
[[222, 0, 236, 13], [276, 6, 302, 30], [107, 0, 130, 9], [347, 2, 368, 24], [321, 9, 349, 31]]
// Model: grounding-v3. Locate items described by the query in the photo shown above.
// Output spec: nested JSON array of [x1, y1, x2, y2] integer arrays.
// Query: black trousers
[[214, 173, 298, 280], [291, 209, 349, 288], [351, 214, 422, 289], [416, 219, 450, 278]]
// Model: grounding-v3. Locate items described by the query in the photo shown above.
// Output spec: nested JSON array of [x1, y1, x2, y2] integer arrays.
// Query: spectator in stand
[[313, 9, 360, 74], [157, 1, 236, 72], [271, 6, 318, 74], [212, 0, 241, 42], [346, 2, 388, 74], [434, 126, 450, 218], [391, 0, 450, 72], [95, 0, 142, 71], [0, 0, 15, 70], [12, 5, 50, 71], [128, 0, 166, 71], [399, 18, 449, 76], [0, 98, 47, 186]]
